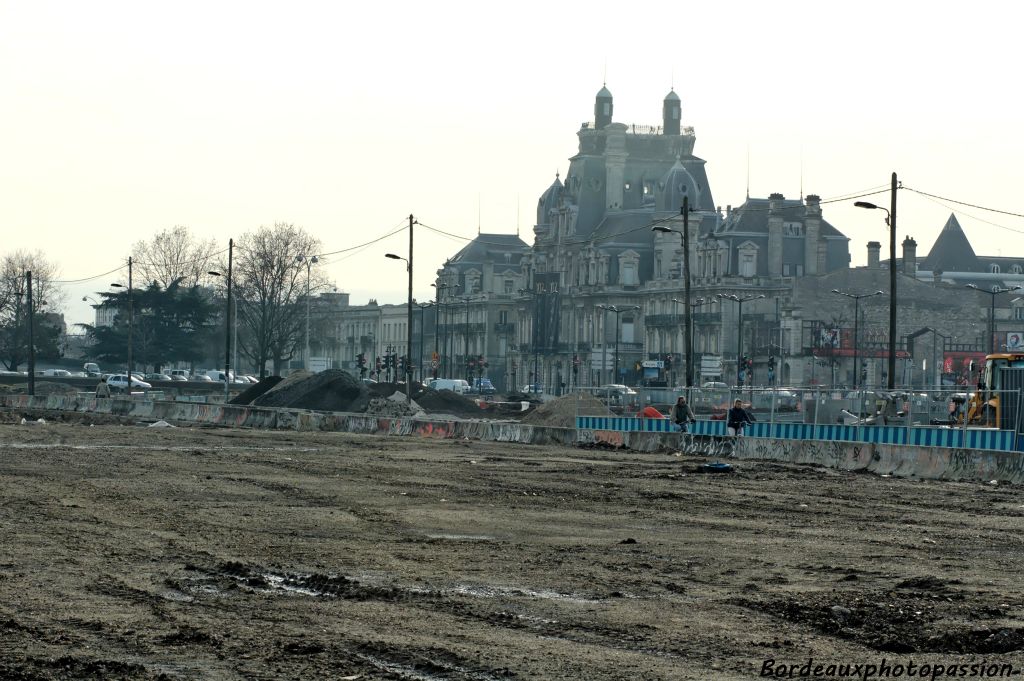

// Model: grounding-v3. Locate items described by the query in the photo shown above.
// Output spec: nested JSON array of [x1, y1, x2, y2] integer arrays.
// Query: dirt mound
[[229, 376, 283, 405], [251, 370, 369, 413], [414, 388, 484, 418], [521, 393, 611, 428], [9, 381, 80, 396]]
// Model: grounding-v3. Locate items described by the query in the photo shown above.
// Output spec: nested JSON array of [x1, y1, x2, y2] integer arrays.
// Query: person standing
[[95, 376, 111, 398], [672, 395, 695, 432], [727, 398, 754, 436]]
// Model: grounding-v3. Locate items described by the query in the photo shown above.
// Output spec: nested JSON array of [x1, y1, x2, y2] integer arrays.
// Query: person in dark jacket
[[672, 395, 695, 432], [726, 398, 754, 436]]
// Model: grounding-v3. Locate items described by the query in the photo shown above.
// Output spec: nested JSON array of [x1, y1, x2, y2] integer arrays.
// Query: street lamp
[[717, 293, 765, 386], [831, 289, 885, 388], [110, 254, 133, 376], [855, 172, 898, 388], [596, 304, 641, 384], [208, 246, 236, 402], [519, 288, 542, 391], [674, 297, 708, 382], [295, 254, 319, 371], [966, 284, 1021, 353], [384, 250, 414, 403], [431, 282, 459, 378], [653, 196, 695, 386], [417, 301, 434, 383]]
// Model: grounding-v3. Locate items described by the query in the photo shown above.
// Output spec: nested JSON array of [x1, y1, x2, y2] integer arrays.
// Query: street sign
[[641, 360, 664, 369], [430, 358, 439, 369]]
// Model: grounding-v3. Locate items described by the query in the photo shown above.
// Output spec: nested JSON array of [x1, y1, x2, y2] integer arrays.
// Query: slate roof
[[919, 214, 979, 273], [717, 198, 846, 238], [448, 233, 531, 268]]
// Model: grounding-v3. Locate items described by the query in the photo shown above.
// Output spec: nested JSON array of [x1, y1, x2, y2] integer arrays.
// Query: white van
[[429, 378, 470, 394], [206, 370, 236, 382]]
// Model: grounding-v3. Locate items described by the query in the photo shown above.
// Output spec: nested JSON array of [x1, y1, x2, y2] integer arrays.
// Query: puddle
[[424, 533, 497, 541], [449, 584, 600, 604]]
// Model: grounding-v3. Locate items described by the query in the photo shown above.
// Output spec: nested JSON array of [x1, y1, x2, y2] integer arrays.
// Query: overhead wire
[[905, 190, 1024, 236], [902, 186, 1024, 220]]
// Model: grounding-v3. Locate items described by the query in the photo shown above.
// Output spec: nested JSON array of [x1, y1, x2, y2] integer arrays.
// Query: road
[[1, 420, 1022, 680]]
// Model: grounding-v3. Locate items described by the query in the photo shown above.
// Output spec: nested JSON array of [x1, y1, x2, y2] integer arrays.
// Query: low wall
[[4, 395, 1023, 483]]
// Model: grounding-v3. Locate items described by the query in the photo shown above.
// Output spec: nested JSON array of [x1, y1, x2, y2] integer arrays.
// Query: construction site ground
[[1, 420, 1023, 680]]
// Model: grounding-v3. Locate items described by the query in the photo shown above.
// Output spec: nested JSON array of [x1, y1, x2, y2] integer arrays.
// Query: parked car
[[38, 369, 72, 378], [106, 374, 151, 392], [145, 373, 172, 382], [83, 362, 101, 377], [168, 370, 190, 381], [193, 374, 213, 382], [521, 383, 544, 395], [471, 378, 496, 395]]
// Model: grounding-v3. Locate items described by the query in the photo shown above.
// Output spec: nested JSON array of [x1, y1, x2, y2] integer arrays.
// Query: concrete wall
[[4, 394, 1023, 483]]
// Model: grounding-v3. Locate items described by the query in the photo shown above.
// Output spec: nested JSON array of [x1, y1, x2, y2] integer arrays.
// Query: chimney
[[767, 193, 784, 278], [902, 236, 918, 276], [867, 241, 881, 269], [803, 194, 821, 275]]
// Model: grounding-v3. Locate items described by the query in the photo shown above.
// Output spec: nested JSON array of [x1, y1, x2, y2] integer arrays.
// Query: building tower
[[595, 85, 613, 130], [663, 89, 681, 136]]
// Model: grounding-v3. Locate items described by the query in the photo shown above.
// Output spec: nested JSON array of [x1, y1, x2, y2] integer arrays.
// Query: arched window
[[990, 264, 1001, 274]]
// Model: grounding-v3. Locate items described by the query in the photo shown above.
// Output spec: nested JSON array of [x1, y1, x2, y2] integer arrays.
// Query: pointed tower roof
[[921, 214, 979, 272], [664, 88, 680, 101]]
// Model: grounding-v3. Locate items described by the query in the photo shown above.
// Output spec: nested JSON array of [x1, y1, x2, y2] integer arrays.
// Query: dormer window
[[990, 264, 1001, 274]]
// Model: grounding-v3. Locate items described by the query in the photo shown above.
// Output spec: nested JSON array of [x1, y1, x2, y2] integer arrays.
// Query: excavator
[[952, 352, 1024, 428]]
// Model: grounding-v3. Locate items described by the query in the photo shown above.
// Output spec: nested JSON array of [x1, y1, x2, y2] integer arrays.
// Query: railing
[[569, 386, 1023, 452], [645, 314, 681, 327], [494, 323, 516, 334]]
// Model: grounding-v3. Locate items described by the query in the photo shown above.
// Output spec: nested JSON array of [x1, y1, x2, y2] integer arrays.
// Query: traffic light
[[664, 354, 673, 370], [357, 353, 366, 367], [398, 355, 405, 374]]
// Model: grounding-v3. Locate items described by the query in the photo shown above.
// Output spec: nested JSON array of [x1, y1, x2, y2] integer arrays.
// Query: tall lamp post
[[596, 304, 641, 384], [416, 301, 434, 383], [855, 172, 898, 388], [431, 282, 458, 377], [831, 289, 884, 388], [966, 284, 1021, 354], [653, 196, 694, 386], [717, 293, 765, 386], [518, 288, 541, 391], [110, 256, 134, 378], [295, 253, 320, 371], [674, 297, 708, 382], [386, 237, 415, 404], [208, 240, 235, 401]]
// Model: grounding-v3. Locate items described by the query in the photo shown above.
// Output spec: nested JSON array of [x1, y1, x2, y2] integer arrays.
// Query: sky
[[2, 0, 1023, 329]]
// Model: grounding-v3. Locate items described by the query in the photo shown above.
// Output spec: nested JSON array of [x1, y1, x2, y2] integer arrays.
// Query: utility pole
[[682, 196, 693, 388], [26, 271, 34, 396], [224, 238, 233, 401], [128, 256, 133, 377], [406, 214, 414, 402], [888, 172, 897, 389]]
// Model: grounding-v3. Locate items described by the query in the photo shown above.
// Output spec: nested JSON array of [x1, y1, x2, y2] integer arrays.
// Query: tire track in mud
[[177, 561, 697, 665]]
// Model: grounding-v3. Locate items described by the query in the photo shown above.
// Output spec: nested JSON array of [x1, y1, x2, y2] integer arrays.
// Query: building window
[[504, 280, 513, 294], [795, 264, 804, 276], [498, 310, 508, 324], [783, 264, 791, 276], [990, 264, 1001, 274]]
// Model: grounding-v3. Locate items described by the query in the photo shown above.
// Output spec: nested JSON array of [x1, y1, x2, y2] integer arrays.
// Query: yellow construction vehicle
[[959, 353, 1024, 428]]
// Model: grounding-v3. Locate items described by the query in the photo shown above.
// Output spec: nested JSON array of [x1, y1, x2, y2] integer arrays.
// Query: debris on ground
[[413, 388, 485, 418], [9, 381, 80, 396], [148, 420, 175, 428], [521, 393, 612, 428], [19, 417, 47, 426]]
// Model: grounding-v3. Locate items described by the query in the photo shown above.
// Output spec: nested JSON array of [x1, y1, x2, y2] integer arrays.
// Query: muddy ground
[[1, 421, 1023, 680]]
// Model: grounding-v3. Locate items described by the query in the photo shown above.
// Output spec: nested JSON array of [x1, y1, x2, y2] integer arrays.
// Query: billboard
[[1006, 332, 1024, 351]]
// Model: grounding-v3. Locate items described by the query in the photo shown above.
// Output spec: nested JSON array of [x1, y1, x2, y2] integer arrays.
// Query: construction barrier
[[4, 394, 1024, 483]]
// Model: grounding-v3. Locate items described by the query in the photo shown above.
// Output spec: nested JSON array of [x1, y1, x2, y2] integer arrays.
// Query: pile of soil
[[250, 370, 369, 413], [521, 393, 611, 428], [414, 388, 485, 418], [8, 381, 81, 396], [229, 376, 283, 405], [364, 393, 422, 417]]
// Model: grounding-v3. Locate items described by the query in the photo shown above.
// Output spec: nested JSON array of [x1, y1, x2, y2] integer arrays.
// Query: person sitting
[[672, 395, 695, 432], [726, 398, 754, 436]]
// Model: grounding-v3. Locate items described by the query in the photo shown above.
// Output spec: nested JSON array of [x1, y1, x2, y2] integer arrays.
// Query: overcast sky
[[2, 0, 1022, 328]]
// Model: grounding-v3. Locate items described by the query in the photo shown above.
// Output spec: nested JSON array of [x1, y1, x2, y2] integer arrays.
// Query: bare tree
[[0, 250, 65, 370], [132, 225, 220, 289], [232, 223, 327, 377]]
